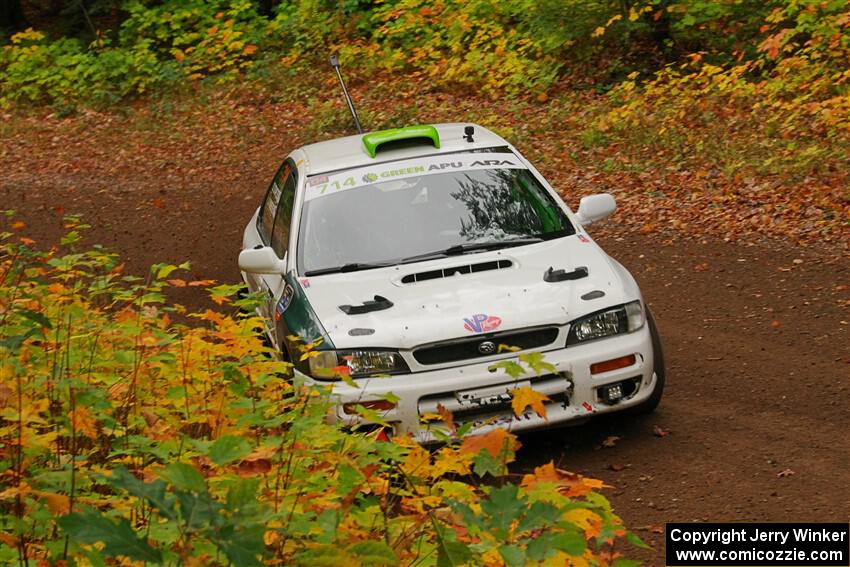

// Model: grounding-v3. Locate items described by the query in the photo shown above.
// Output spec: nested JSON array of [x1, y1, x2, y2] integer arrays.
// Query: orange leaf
[[521, 461, 607, 497], [460, 428, 517, 458], [436, 403, 456, 432], [511, 386, 549, 420], [33, 490, 70, 514], [70, 407, 98, 439], [167, 278, 187, 287], [188, 279, 216, 287], [211, 294, 229, 305], [11, 221, 25, 230]]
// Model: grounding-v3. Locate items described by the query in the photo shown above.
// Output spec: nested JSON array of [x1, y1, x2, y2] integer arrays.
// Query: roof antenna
[[464, 125, 475, 142], [329, 53, 363, 135]]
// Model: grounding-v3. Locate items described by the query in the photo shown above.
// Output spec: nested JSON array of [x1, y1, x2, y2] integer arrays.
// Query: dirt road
[[2, 107, 848, 564]]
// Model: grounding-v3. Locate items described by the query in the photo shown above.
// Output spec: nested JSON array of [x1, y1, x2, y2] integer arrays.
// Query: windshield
[[296, 153, 575, 275]]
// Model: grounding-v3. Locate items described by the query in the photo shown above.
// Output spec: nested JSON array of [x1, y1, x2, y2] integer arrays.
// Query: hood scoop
[[339, 295, 394, 315], [401, 259, 512, 284], [544, 266, 588, 282]]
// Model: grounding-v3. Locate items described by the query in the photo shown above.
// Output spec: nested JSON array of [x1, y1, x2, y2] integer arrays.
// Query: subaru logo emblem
[[478, 341, 496, 355]]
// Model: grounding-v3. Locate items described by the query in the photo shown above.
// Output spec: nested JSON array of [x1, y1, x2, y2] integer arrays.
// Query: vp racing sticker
[[304, 154, 524, 202], [463, 314, 502, 333], [275, 285, 295, 320]]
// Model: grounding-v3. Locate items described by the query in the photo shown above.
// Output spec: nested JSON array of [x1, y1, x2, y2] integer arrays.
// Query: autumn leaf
[[652, 425, 670, 437], [460, 428, 516, 459], [563, 508, 603, 539], [510, 386, 549, 420], [601, 435, 620, 448], [33, 490, 70, 515], [436, 402, 456, 433], [70, 407, 98, 439], [520, 461, 607, 497]]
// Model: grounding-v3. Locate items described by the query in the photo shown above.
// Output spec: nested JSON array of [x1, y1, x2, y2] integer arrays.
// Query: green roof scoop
[[362, 125, 441, 158]]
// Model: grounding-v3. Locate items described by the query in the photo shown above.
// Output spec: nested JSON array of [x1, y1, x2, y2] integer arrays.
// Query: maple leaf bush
[[0, 215, 641, 566]]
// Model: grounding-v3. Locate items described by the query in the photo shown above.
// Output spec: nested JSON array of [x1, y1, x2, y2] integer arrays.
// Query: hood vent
[[401, 259, 512, 284]]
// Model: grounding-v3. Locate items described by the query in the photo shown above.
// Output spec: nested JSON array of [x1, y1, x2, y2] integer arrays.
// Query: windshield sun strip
[[305, 146, 515, 179]]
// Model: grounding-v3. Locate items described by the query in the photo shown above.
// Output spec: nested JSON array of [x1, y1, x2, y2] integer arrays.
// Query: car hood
[[300, 235, 634, 350]]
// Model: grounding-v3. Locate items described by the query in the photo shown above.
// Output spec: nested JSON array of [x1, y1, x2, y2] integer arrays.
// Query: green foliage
[[0, 29, 167, 105], [120, 0, 265, 77], [0, 217, 638, 565], [2, 0, 849, 108]]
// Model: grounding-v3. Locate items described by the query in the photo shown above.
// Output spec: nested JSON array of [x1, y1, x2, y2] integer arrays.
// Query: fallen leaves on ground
[[601, 435, 620, 448]]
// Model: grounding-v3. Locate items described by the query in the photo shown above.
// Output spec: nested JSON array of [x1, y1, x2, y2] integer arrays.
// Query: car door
[[254, 159, 298, 343]]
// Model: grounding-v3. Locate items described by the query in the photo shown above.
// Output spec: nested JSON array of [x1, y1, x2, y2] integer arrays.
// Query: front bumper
[[303, 325, 657, 444]]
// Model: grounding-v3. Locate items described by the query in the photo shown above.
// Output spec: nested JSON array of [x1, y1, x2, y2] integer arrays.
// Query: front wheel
[[630, 306, 665, 414]]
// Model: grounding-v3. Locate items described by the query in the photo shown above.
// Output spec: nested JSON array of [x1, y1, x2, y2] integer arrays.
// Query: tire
[[630, 306, 665, 414]]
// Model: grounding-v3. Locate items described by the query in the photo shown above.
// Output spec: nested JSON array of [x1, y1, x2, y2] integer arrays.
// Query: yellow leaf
[[563, 508, 603, 539], [400, 443, 431, 479], [592, 26, 606, 37], [511, 386, 549, 420], [431, 447, 471, 478]]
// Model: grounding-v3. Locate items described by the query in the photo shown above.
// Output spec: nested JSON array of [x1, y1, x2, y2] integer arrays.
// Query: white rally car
[[239, 123, 664, 443]]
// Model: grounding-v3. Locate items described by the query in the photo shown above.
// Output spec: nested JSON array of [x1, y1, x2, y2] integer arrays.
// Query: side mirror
[[574, 193, 616, 226], [238, 246, 287, 275]]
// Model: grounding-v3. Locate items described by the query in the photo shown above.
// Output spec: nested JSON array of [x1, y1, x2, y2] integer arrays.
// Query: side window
[[257, 162, 289, 244], [271, 162, 297, 258]]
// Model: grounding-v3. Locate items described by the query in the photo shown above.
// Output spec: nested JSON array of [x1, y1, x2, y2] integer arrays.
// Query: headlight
[[306, 349, 409, 380], [566, 300, 644, 345]]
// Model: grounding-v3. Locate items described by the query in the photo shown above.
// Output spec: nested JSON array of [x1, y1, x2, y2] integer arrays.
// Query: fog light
[[601, 384, 624, 403]]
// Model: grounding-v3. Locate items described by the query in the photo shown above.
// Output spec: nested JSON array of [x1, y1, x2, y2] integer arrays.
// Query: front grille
[[413, 327, 559, 365], [417, 373, 573, 429]]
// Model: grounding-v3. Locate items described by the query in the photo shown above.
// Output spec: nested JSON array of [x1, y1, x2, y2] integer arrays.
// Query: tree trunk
[[649, 0, 672, 47], [0, 0, 29, 33]]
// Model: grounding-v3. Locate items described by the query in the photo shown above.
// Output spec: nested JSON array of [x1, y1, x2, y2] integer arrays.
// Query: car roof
[[298, 123, 512, 176]]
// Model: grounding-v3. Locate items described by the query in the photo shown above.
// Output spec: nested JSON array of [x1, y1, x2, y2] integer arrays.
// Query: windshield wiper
[[304, 262, 395, 276], [399, 237, 544, 264]]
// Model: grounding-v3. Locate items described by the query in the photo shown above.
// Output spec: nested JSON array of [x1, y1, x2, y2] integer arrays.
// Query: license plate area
[[456, 380, 531, 407]]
